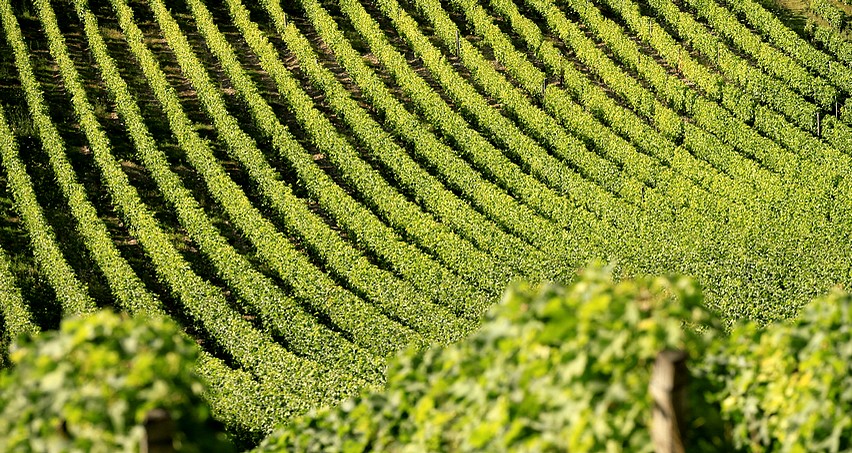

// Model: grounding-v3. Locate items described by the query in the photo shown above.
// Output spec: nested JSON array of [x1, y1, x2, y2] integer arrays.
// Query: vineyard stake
[[142, 409, 174, 453], [456, 30, 461, 57], [650, 350, 688, 453], [817, 112, 821, 136]]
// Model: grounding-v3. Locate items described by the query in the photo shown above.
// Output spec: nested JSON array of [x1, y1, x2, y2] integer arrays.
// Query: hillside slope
[[0, 0, 850, 442]]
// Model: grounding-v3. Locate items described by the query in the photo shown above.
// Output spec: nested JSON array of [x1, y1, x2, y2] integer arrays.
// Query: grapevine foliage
[[0, 310, 234, 452], [258, 268, 852, 452], [257, 267, 726, 452], [0, 0, 851, 447]]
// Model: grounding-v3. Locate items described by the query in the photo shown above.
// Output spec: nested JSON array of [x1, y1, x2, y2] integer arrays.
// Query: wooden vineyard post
[[456, 30, 461, 57], [817, 111, 821, 137], [650, 350, 688, 453], [142, 409, 175, 453]]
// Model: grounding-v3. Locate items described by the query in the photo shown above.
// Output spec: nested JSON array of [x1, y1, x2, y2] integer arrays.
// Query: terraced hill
[[0, 0, 850, 441]]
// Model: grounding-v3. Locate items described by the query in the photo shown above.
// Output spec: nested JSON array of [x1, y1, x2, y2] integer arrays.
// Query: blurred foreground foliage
[[257, 266, 852, 452], [0, 310, 233, 452], [706, 288, 852, 452], [3, 266, 852, 452]]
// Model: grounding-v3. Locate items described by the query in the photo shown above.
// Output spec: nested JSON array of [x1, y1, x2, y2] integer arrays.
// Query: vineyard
[[0, 0, 851, 444]]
